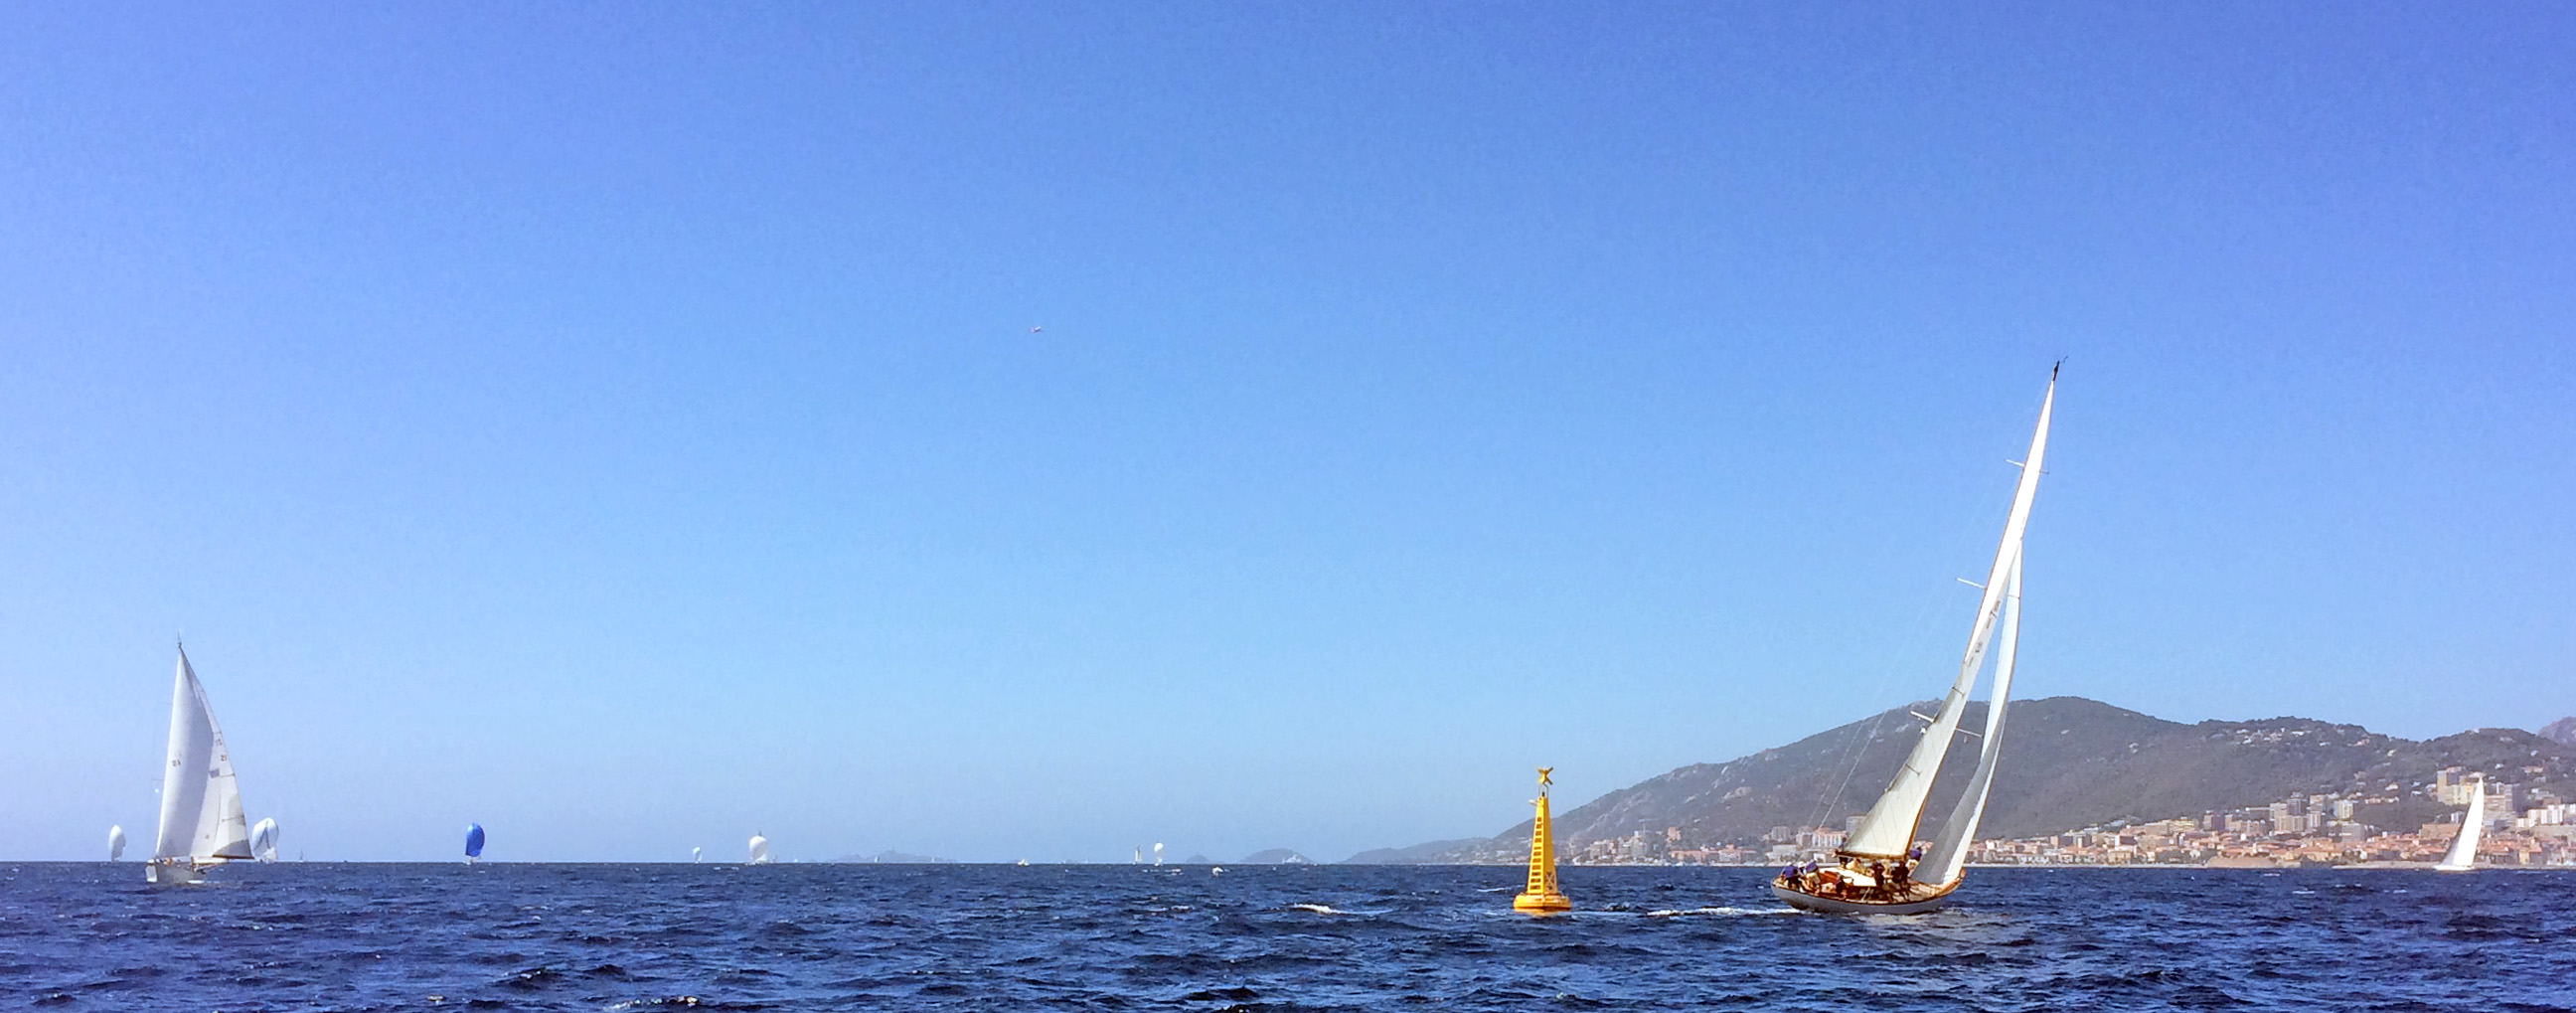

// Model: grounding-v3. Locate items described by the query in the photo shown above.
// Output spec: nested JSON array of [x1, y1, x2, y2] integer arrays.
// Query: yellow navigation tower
[[1513, 766, 1571, 914]]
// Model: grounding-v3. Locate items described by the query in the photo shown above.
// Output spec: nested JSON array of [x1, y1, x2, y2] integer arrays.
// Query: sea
[[3, 862, 2569, 1011]]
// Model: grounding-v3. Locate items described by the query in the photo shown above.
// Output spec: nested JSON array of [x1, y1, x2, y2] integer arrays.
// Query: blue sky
[[2, 4, 2568, 862]]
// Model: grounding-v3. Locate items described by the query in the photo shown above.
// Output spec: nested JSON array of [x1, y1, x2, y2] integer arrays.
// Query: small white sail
[[1154, 842, 1165, 866], [251, 818, 280, 863], [1918, 551, 2021, 887], [748, 833, 772, 864], [153, 647, 252, 867], [2436, 779, 2487, 872], [1845, 380, 2053, 860], [692, 847, 703, 864], [108, 825, 126, 861]]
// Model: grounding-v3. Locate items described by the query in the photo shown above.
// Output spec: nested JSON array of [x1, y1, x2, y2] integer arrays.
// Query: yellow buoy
[[1513, 766, 1571, 914]]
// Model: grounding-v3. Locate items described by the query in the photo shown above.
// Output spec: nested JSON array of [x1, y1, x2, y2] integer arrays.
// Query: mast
[[1843, 375, 2053, 860], [1513, 766, 1571, 913], [1918, 550, 2021, 886]]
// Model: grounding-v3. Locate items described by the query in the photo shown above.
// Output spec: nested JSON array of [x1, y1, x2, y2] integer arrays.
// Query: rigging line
[[1800, 433, 2023, 841]]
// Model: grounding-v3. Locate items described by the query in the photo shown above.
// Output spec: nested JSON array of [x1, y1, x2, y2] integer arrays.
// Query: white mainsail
[[1917, 551, 2021, 886], [152, 647, 252, 866], [2436, 779, 2486, 872], [1843, 378, 2053, 860], [108, 825, 126, 861]]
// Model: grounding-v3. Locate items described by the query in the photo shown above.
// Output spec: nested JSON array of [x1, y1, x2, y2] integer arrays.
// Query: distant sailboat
[[748, 833, 772, 865], [148, 645, 253, 885], [108, 825, 126, 862], [692, 847, 704, 864], [1153, 842, 1164, 867], [2436, 777, 2487, 872], [1776, 367, 2055, 915], [250, 818, 280, 863], [464, 823, 486, 864]]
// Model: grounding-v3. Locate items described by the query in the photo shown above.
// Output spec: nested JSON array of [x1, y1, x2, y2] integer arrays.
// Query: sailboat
[[2435, 776, 2486, 872], [251, 818, 280, 863], [147, 644, 254, 885], [108, 825, 126, 861], [1775, 368, 2054, 915], [748, 832, 773, 864]]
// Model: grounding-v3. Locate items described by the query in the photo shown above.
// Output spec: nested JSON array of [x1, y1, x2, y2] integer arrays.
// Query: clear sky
[[2, 4, 2569, 863]]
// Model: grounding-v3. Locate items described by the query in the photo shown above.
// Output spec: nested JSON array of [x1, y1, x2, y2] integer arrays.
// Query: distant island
[[830, 850, 956, 864], [1346, 697, 2576, 869]]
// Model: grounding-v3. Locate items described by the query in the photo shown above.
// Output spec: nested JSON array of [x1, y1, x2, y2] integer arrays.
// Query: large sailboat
[[147, 644, 254, 885], [2435, 776, 2486, 872], [1775, 367, 2054, 915]]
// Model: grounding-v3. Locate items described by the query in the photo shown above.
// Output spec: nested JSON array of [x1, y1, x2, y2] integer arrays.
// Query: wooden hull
[[1772, 880, 1957, 916]]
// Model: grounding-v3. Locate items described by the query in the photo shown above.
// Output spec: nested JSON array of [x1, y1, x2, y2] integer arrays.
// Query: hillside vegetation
[[1363, 697, 2576, 862]]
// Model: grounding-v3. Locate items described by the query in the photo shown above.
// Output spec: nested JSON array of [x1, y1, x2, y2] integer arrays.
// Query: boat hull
[[1772, 881, 1955, 916], [145, 861, 206, 886]]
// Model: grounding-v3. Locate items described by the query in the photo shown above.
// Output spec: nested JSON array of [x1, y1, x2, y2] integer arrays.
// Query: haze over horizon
[[3, 5, 2569, 863]]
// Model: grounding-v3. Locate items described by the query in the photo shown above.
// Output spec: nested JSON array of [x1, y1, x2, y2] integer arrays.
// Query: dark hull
[[1772, 880, 1957, 915]]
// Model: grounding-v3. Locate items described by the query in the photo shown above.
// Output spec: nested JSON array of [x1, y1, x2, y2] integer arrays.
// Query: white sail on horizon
[[2436, 778, 2486, 871], [1843, 378, 2053, 860], [108, 825, 126, 862], [153, 647, 252, 866], [251, 818, 280, 863]]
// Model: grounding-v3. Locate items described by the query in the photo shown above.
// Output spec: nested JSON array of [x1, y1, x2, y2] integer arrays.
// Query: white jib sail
[[1844, 379, 2053, 860], [153, 647, 253, 864], [2437, 780, 2486, 871], [1919, 550, 2021, 886]]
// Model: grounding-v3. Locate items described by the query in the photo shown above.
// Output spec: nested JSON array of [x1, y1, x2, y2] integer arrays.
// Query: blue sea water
[[2, 862, 2569, 1011]]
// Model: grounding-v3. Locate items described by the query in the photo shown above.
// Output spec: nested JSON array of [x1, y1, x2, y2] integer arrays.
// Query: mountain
[[2541, 717, 2576, 748], [1342, 839, 1489, 865], [1355, 697, 2576, 862], [1237, 849, 1314, 864]]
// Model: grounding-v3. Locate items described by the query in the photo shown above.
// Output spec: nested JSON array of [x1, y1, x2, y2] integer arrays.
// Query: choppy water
[[2, 863, 2569, 1011]]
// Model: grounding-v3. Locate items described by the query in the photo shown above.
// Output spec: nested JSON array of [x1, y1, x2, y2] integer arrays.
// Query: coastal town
[[1568, 767, 2576, 869]]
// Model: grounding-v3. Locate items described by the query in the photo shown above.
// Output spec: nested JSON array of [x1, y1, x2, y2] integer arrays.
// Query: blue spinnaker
[[465, 823, 486, 858]]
